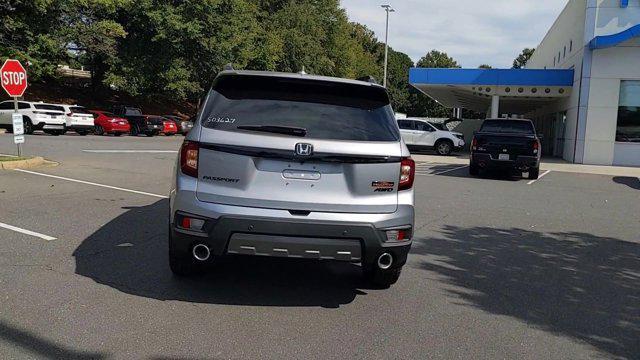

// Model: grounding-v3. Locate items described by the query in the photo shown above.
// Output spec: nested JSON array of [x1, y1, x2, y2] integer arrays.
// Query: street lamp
[[381, 4, 395, 88]]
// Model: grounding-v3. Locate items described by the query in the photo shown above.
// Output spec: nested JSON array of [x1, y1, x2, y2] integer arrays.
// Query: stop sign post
[[1, 59, 28, 156]]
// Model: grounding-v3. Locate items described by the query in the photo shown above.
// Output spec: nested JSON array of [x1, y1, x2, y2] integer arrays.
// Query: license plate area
[[498, 154, 510, 161]]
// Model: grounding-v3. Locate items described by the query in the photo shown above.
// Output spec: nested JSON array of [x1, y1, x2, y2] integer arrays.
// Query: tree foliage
[[512, 48, 535, 69], [0, 0, 461, 116]]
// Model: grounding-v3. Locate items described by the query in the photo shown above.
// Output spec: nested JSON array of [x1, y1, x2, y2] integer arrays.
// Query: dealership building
[[409, 0, 640, 166]]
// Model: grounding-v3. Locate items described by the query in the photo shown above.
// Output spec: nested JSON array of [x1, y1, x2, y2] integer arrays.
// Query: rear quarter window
[[34, 104, 64, 112], [201, 75, 399, 142]]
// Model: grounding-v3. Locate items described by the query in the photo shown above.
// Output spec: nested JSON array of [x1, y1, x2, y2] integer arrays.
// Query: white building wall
[[526, 0, 640, 166]]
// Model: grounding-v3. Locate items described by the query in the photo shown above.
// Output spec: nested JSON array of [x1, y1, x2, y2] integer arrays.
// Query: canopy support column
[[491, 95, 500, 118]]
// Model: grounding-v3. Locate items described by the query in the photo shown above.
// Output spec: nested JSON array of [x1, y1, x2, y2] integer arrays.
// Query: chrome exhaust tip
[[192, 244, 211, 262], [377, 253, 393, 270]]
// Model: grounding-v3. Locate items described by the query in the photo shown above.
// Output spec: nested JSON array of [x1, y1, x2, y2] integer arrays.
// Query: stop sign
[[1, 59, 28, 97]]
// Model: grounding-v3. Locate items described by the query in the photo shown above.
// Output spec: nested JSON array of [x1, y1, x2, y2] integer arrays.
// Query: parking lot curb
[[0, 156, 47, 170]]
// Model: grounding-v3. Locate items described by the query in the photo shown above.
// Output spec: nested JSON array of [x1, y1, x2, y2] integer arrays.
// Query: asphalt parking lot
[[1, 133, 639, 359]]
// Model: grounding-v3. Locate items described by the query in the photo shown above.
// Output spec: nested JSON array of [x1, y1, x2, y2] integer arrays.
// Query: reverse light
[[180, 141, 199, 178], [398, 157, 415, 191], [386, 228, 412, 242]]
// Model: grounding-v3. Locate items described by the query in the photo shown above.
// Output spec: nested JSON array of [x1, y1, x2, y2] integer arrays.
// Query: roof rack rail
[[357, 75, 378, 84], [223, 63, 234, 71]]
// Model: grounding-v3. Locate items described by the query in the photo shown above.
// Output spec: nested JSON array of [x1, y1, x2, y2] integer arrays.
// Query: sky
[[340, 0, 569, 68]]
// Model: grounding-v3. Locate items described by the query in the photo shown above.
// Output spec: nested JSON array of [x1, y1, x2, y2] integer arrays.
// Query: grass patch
[[0, 156, 30, 162]]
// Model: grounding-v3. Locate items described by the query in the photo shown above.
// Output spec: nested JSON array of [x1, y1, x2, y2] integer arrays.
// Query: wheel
[[469, 163, 479, 176], [363, 266, 402, 289], [45, 130, 61, 136], [76, 130, 88, 136], [166, 133, 174, 136], [23, 118, 34, 135], [130, 124, 139, 136], [145, 131, 155, 137], [114, 132, 122, 136], [528, 167, 540, 180], [94, 125, 104, 136], [435, 140, 453, 155]]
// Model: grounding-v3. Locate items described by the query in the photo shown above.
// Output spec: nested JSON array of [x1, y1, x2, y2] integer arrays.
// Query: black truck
[[112, 105, 163, 136], [470, 119, 541, 179]]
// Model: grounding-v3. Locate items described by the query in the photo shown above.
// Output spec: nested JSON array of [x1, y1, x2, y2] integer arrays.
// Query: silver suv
[[169, 70, 415, 287]]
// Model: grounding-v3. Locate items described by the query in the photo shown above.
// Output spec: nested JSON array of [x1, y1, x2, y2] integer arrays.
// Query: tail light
[[180, 141, 199, 178], [471, 137, 478, 150], [533, 140, 539, 154], [398, 157, 415, 191]]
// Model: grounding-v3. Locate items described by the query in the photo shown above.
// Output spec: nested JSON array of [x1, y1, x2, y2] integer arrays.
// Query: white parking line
[[429, 165, 469, 176], [82, 150, 178, 153], [0, 222, 56, 241], [14, 169, 168, 199], [527, 170, 552, 185]]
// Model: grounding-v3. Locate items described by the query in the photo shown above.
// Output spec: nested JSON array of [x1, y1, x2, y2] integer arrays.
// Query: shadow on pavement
[[422, 164, 522, 181], [413, 225, 640, 359], [73, 199, 368, 308], [613, 176, 640, 190], [0, 320, 108, 359]]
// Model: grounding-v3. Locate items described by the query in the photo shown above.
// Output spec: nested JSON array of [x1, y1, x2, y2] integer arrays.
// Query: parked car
[[89, 110, 130, 136], [397, 118, 465, 155], [112, 105, 163, 136], [0, 100, 65, 135], [160, 117, 178, 136], [163, 115, 193, 135], [169, 70, 415, 288], [470, 118, 541, 179], [59, 104, 94, 135]]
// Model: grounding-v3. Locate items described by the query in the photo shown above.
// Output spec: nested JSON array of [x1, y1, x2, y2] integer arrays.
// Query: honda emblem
[[295, 143, 313, 156]]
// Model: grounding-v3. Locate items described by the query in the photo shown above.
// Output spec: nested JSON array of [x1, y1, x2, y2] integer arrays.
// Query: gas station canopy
[[409, 68, 574, 115]]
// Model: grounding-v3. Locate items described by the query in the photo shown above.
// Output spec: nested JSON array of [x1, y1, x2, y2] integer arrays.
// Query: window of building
[[558, 51, 561, 62], [553, 56, 556, 67], [570, 40, 573, 52], [616, 80, 640, 142], [564, 46, 566, 58]]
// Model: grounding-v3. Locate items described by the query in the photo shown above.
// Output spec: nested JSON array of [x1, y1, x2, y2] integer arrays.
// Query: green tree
[[409, 50, 461, 117], [478, 64, 492, 69], [512, 48, 535, 69]]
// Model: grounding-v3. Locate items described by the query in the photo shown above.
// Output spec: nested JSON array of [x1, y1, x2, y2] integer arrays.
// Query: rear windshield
[[34, 104, 64, 112], [125, 108, 142, 116], [201, 75, 399, 141], [480, 120, 535, 134], [429, 122, 445, 131], [70, 107, 91, 114]]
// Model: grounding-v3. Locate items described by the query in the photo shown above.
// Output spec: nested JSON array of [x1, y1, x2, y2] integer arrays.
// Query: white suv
[[398, 118, 465, 155], [59, 104, 95, 135], [0, 101, 66, 135]]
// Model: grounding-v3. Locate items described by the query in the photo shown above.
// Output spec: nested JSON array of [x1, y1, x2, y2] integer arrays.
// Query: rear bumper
[[145, 124, 163, 132], [104, 123, 130, 132], [170, 190, 414, 269], [67, 124, 94, 130], [471, 153, 539, 170]]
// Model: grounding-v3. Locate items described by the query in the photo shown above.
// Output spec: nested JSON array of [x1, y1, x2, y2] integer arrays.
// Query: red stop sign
[[1, 59, 28, 97]]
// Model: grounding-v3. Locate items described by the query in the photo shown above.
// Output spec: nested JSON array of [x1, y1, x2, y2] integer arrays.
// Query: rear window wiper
[[236, 125, 307, 137]]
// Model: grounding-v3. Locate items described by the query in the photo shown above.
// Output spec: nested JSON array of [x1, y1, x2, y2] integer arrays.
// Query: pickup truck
[[470, 119, 541, 179], [112, 105, 163, 136]]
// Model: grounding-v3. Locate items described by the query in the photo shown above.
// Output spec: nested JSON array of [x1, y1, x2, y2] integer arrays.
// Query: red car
[[90, 110, 131, 136], [161, 118, 178, 136]]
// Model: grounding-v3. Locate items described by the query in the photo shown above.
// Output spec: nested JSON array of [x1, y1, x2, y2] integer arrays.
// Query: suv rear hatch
[[195, 73, 402, 214]]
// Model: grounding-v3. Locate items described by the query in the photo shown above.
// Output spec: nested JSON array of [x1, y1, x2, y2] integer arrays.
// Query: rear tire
[[114, 132, 122, 137], [23, 117, 34, 135], [95, 125, 104, 136], [364, 266, 402, 289], [528, 167, 540, 180], [130, 124, 139, 136], [469, 163, 479, 176], [76, 130, 88, 136], [435, 140, 453, 156], [168, 229, 202, 277]]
